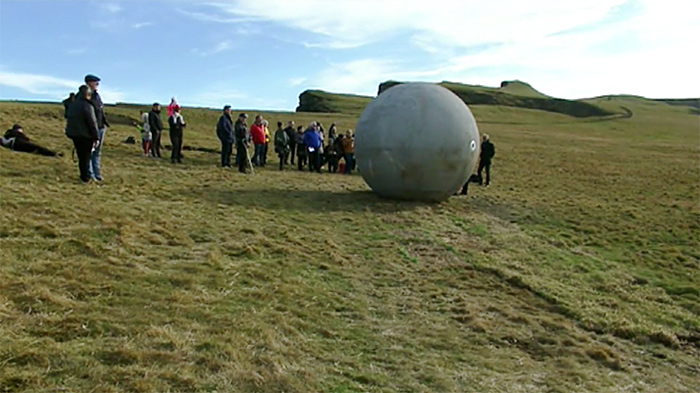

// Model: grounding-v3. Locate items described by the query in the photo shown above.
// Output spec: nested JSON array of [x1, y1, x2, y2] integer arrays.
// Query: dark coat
[[234, 120, 249, 146], [148, 109, 163, 133], [62, 97, 74, 119], [4, 128, 30, 143], [168, 114, 185, 136], [90, 91, 109, 128], [284, 126, 296, 145], [217, 113, 234, 143], [65, 98, 99, 140], [480, 140, 495, 162], [274, 129, 290, 154]]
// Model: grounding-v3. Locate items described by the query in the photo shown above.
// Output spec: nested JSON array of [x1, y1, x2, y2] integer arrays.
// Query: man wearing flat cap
[[85, 74, 109, 181]]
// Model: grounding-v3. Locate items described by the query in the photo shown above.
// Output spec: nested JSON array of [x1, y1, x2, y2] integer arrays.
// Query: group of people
[[3, 74, 496, 191], [136, 98, 186, 163], [215, 107, 356, 175]]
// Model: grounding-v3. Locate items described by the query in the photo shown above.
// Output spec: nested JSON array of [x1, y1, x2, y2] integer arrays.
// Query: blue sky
[[0, 0, 698, 110]]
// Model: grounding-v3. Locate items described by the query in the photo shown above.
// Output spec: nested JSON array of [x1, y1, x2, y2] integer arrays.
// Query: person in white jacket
[[140, 111, 152, 156]]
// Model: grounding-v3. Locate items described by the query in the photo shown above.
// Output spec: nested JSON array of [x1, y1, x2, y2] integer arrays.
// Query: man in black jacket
[[284, 120, 295, 165], [234, 113, 249, 173], [216, 105, 235, 167], [168, 105, 186, 163], [85, 74, 109, 181], [65, 85, 99, 183], [478, 134, 496, 186], [148, 102, 164, 157]]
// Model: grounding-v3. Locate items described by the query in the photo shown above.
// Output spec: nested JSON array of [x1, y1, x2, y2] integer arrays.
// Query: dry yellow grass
[[0, 98, 698, 392]]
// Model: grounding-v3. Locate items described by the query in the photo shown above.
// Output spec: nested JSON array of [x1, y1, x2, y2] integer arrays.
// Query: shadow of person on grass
[[182, 186, 424, 214]]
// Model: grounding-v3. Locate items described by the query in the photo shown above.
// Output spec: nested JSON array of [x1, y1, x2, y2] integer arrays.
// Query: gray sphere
[[355, 83, 481, 202]]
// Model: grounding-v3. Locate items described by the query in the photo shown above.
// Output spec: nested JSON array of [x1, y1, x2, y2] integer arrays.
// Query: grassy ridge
[[295, 90, 373, 114], [0, 98, 698, 392]]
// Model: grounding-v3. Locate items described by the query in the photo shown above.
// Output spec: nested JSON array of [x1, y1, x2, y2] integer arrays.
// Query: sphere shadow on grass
[[181, 187, 426, 214]]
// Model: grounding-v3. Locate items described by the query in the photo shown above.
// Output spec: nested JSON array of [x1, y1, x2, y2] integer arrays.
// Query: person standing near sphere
[[478, 134, 495, 186], [342, 129, 355, 174]]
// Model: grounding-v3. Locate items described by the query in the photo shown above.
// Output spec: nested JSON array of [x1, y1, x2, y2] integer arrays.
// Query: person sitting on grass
[[1, 124, 61, 157], [274, 121, 290, 171]]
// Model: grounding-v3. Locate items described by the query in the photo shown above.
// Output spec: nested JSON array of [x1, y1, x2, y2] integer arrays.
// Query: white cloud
[[206, 0, 699, 98], [311, 59, 399, 95], [132, 22, 152, 29], [190, 88, 248, 108], [175, 8, 254, 23], [0, 70, 78, 96], [0, 69, 126, 104], [288, 77, 307, 87], [102, 3, 122, 13], [191, 41, 233, 57]]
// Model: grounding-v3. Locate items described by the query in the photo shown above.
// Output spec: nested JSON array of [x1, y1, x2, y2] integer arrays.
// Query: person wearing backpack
[[274, 121, 290, 171], [168, 105, 186, 163]]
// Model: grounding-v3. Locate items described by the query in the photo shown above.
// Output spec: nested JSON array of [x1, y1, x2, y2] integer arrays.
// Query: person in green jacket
[[274, 121, 290, 171]]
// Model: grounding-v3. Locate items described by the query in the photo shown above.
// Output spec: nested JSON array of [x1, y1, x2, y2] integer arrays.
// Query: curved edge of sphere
[[356, 83, 480, 202]]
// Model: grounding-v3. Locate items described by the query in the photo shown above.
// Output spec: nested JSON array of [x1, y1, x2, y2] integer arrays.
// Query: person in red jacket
[[249, 115, 266, 166]]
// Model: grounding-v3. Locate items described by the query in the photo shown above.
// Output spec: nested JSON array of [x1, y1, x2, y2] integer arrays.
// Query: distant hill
[[377, 80, 617, 118], [295, 90, 373, 114], [295, 80, 623, 118]]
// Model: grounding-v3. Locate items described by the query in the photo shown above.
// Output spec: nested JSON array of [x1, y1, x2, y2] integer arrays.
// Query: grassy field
[[0, 97, 698, 392]]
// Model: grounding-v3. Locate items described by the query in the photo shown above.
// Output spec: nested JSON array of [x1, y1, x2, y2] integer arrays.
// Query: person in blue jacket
[[216, 105, 234, 167], [303, 122, 322, 173]]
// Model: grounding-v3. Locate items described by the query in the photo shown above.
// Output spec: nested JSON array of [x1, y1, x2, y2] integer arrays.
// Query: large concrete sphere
[[355, 83, 480, 202]]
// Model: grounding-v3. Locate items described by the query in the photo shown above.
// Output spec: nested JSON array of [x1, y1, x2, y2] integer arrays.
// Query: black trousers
[[151, 130, 162, 157], [278, 151, 287, 170], [221, 141, 233, 167], [170, 132, 183, 162], [236, 143, 248, 173], [289, 142, 296, 164], [297, 147, 307, 170], [13, 139, 57, 156], [262, 143, 268, 166], [477, 160, 491, 185], [71, 137, 93, 182], [308, 151, 321, 173], [327, 155, 339, 173]]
